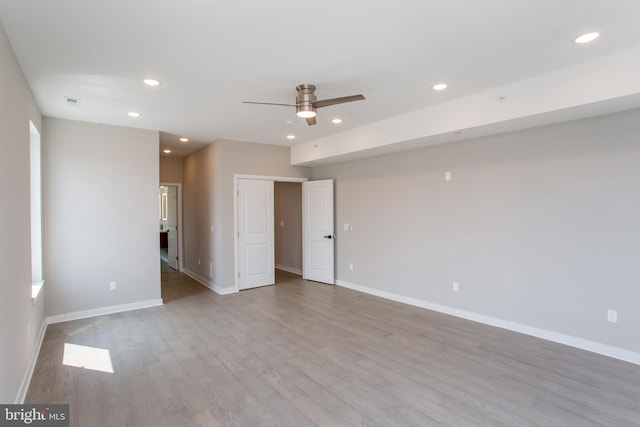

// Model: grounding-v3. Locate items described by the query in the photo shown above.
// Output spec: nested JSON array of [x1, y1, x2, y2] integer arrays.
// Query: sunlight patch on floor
[[63, 343, 114, 373]]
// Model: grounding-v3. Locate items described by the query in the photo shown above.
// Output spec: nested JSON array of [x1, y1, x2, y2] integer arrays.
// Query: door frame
[[234, 174, 308, 291], [160, 182, 184, 272]]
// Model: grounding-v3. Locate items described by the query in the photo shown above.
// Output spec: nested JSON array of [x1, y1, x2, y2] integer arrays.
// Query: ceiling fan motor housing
[[296, 84, 317, 117]]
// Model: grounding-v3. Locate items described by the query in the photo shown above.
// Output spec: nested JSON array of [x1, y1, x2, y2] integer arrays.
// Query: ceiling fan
[[243, 84, 365, 126]]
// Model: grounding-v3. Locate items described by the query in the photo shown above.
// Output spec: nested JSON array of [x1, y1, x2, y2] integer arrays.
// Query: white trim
[[233, 174, 308, 292], [160, 182, 184, 272], [336, 279, 640, 366], [275, 264, 302, 276], [184, 268, 238, 295], [47, 299, 164, 324], [15, 319, 48, 404], [234, 174, 309, 183], [31, 280, 44, 302]]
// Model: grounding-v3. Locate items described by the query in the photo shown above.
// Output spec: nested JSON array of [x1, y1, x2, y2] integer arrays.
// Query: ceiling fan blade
[[305, 116, 317, 126], [242, 101, 297, 107], [313, 94, 365, 108]]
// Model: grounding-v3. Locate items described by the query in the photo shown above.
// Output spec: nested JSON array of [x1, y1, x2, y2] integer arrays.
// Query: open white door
[[166, 186, 179, 270], [303, 179, 335, 284], [238, 179, 275, 290]]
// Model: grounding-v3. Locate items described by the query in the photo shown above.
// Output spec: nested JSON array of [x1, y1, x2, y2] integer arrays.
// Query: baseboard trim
[[15, 319, 48, 403], [183, 269, 237, 295], [336, 279, 640, 366], [47, 298, 164, 325], [275, 265, 302, 276]]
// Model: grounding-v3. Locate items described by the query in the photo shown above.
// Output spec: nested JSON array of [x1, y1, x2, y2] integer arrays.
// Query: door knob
[[323, 235, 333, 239]]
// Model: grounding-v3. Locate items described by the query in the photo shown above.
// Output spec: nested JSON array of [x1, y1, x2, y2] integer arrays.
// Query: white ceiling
[[1, 0, 640, 160]]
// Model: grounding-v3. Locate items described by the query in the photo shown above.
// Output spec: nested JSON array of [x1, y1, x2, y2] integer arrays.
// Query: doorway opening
[[274, 181, 303, 276], [234, 175, 335, 291], [159, 183, 183, 271]]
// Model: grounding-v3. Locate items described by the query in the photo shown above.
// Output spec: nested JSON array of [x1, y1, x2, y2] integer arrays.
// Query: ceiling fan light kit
[[296, 107, 316, 118], [243, 83, 365, 126], [295, 84, 317, 118]]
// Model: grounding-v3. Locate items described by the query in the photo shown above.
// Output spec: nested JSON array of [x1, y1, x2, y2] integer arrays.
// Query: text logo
[[1, 405, 69, 426]]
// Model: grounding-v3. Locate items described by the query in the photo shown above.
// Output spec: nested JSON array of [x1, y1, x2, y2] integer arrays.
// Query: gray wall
[[183, 144, 217, 285], [0, 22, 45, 403], [312, 109, 640, 354], [43, 118, 162, 316], [160, 156, 184, 183], [183, 140, 310, 291], [275, 182, 303, 273]]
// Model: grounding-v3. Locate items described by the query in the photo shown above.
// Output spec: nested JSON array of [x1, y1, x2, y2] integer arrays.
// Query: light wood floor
[[26, 264, 640, 426]]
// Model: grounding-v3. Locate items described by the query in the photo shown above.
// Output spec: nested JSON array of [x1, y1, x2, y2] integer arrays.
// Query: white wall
[[312, 109, 640, 359], [0, 22, 45, 403], [183, 140, 310, 292], [43, 118, 162, 317]]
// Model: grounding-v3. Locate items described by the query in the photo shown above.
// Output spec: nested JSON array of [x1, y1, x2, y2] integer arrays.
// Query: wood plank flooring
[[26, 264, 640, 426]]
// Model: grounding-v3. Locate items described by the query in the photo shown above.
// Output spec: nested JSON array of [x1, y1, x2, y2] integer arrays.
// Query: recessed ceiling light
[[332, 118, 343, 124], [127, 111, 141, 118], [144, 78, 161, 87], [286, 134, 296, 140], [163, 149, 171, 154], [574, 32, 600, 44], [179, 137, 189, 142], [432, 83, 448, 91]]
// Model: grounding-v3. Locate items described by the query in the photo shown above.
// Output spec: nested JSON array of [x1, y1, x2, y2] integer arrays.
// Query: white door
[[166, 186, 179, 270], [303, 180, 335, 284], [238, 179, 275, 290]]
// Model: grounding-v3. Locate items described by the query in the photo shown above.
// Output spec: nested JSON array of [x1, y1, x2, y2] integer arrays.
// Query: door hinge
[[238, 272, 240, 278]]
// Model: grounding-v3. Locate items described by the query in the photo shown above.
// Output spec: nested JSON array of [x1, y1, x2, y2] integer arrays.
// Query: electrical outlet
[[445, 171, 452, 181], [607, 309, 618, 323], [109, 281, 117, 291], [452, 282, 459, 292], [349, 263, 354, 271]]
